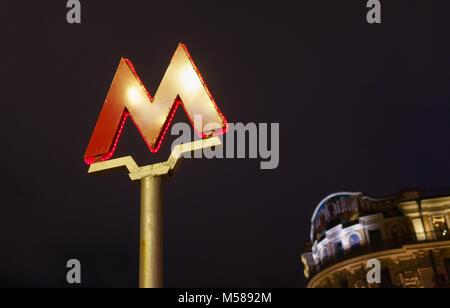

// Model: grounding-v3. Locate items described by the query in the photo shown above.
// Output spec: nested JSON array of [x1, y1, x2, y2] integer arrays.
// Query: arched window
[[320, 247, 329, 263], [349, 233, 361, 250]]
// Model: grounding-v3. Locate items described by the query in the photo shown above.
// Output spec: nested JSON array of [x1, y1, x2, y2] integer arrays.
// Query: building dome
[[301, 189, 450, 288], [310, 192, 401, 243]]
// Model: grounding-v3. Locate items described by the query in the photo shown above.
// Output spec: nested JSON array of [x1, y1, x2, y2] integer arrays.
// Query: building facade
[[301, 190, 450, 288]]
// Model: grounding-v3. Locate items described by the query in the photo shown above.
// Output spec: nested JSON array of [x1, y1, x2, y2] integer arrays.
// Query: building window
[[338, 279, 349, 288], [391, 224, 406, 247], [335, 241, 345, 259], [369, 229, 383, 250], [381, 269, 393, 288], [445, 259, 450, 281], [432, 216, 449, 240], [320, 247, 329, 264], [411, 218, 426, 241], [349, 233, 361, 251]]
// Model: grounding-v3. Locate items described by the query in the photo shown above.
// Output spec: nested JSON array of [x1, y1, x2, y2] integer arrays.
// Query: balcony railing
[[308, 231, 450, 280]]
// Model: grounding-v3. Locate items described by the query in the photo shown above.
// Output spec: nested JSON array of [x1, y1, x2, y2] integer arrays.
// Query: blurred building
[[301, 189, 450, 288]]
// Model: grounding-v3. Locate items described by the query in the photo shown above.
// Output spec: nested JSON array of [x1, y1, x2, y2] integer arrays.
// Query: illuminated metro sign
[[84, 44, 228, 165]]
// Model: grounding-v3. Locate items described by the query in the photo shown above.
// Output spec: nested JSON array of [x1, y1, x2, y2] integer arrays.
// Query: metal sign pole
[[139, 175, 163, 288], [87, 137, 222, 288]]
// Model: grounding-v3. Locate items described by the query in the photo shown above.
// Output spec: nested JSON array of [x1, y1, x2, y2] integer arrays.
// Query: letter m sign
[[84, 44, 228, 164]]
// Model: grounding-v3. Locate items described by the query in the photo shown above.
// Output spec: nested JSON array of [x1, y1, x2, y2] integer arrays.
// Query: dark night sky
[[0, 1, 449, 288]]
